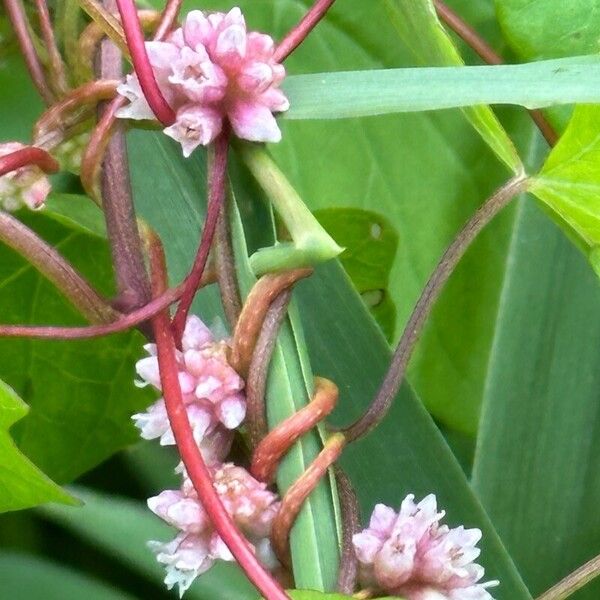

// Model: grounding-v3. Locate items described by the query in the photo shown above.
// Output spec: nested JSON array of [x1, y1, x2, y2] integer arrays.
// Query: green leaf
[[529, 105, 600, 253], [128, 132, 342, 591], [0, 205, 152, 483], [314, 207, 398, 339], [40, 486, 255, 600], [496, 0, 600, 61], [0, 552, 135, 600], [384, 0, 521, 172], [282, 56, 600, 120], [0, 379, 74, 512], [472, 199, 600, 598]]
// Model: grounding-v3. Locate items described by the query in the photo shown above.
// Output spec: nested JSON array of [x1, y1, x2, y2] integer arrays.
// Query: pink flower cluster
[[0, 143, 51, 211], [353, 495, 498, 600], [134, 315, 280, 595], [117, 7, 289, 157], [133, 315, 245, 462], [149, 464, 280, 596]]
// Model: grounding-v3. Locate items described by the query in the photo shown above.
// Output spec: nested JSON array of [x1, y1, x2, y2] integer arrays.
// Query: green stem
[[237, 143, 343, 275]]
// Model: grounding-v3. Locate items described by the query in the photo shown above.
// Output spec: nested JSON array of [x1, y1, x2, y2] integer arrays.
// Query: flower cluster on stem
[[134, 315, 281, 595], [0, 143, 52, 211], [117, 7, 289, 156], [353, 495, 498, 600]]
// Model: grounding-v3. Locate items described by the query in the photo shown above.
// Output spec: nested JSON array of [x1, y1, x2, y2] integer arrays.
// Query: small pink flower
[[148, 464, 280, 595], [117, 7, 289, 156], [0, 142, 51, 211], [132, 315, 246, 444], [353, 495, 498, 600]]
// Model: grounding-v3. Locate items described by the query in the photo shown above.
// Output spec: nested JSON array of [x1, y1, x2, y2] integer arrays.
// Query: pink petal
[[228, 101, 282, 143], [164, 105, 223, 157]]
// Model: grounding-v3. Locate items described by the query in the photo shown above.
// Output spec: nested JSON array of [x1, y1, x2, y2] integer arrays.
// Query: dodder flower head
[[353, 495, 498, 600], [132, 315, 245, 462], [117, 7, 289, 156], [0, 143, 51, 211], [148, 463, 280, 596]]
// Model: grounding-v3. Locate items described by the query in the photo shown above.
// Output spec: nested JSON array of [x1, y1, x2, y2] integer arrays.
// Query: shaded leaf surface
[[0, 552, 135, 600], [472, 198, 600, 598]]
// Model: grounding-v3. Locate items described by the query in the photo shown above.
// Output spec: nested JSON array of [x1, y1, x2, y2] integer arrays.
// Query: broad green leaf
[[472, 199, 600, 598], [314, 207, 398, 339], [0, 379, 74, 512], [385, 0, 520, 172], [529, 105, 600, 252], [282, 56, 600, 120], [40, 486, 255, 600], [128, 132, 342, 591], [495, 0, 600, 61], [0, 205, 152, 483], [127, 127, 530, 598], [0, 552, 134, 600]]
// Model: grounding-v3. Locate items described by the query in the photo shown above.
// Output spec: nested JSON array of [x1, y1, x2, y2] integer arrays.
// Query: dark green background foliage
[[1, 0, 600, 599]]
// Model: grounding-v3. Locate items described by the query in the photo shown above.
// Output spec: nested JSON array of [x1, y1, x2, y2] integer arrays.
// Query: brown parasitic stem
[[270, 433, 346, 564], [0, 211, 118, 324], [171, 131, 231, 344], [230, 268, 313, 376], [3, 0, 55, 104], [147, 233, 290, 600], [274, 0, 337, 62], [215, 206, 243, 330], [343, 175, 528, 442], [246, 289, 292, 449], [34, 0, 69, 96], [251, 377, 339, 483], [433, 0, 558, 146], [96, 2, 152, 312], [335, 467, 361, 595], [33, 80, 119, 149], [0, 264, 217, 340]]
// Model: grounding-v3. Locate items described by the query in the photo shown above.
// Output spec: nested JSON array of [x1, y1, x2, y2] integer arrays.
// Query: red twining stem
[[274, 0, 337, 62], [115, 0, 176, 125], [251, 377, 339, 483], [0, 147, 59, 177], [0, 282, 184, 339], [148, 235, 290, 600], [153, 0, 183, 41], [171, 131, 230, 344]]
